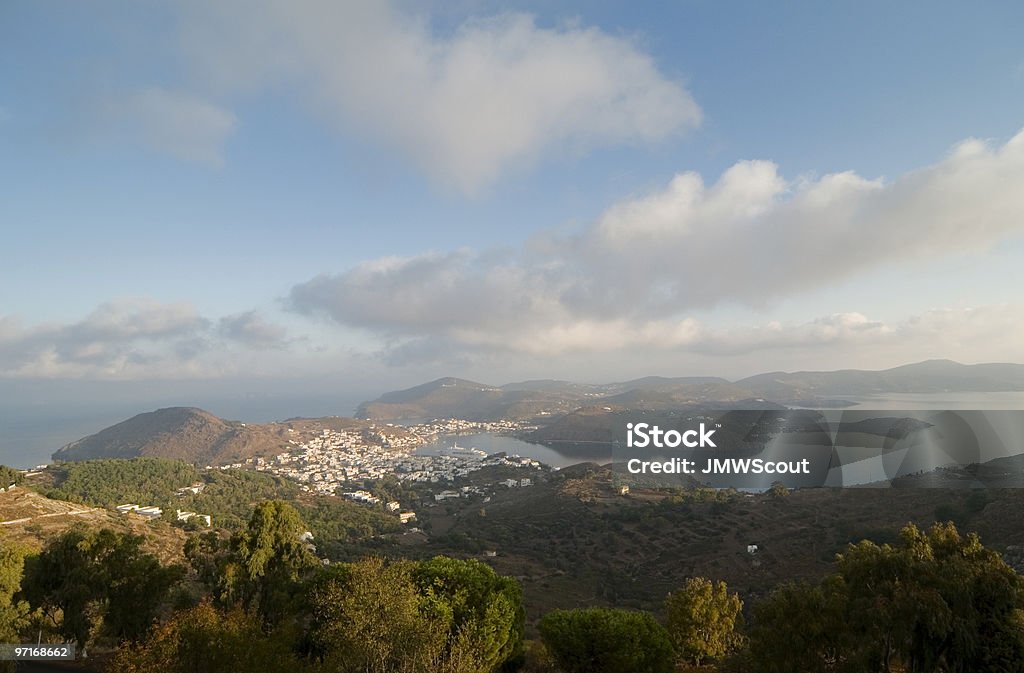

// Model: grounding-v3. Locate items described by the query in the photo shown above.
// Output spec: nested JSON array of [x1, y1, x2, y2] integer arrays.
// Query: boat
[[437, 442, 487, 458]]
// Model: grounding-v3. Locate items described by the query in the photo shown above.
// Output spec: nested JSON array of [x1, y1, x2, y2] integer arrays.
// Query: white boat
[[438, 442, 487, 458]]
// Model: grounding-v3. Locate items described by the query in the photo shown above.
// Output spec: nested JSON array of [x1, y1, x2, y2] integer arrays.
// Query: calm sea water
[[416, 432, 610, 468], [838, 392, 1024, 410]]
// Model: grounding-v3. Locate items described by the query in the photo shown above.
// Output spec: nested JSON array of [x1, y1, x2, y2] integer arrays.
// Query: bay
[[416, 432, 609, 468]]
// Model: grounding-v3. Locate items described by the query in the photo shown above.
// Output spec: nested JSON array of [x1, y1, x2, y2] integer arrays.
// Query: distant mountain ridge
[[356, 360, 1024, 420], [53, 360, 1024, 463], [736, 359, 1024, 398], [355, 377, 584, 421]]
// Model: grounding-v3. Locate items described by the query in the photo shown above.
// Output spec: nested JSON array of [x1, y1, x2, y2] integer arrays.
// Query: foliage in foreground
[[307, 555, 525, 673], [0, 543, 33, 673], [747, 522, 1024, 673], [539, 607, 675, 673], [6, 490, 1024, 673], [20, 527, 183, 649], [107, 601, 299, 673], [664, 576, 744, 665]]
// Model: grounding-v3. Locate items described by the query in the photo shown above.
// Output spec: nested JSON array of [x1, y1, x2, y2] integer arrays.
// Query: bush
[[539, 607, 674, 673]]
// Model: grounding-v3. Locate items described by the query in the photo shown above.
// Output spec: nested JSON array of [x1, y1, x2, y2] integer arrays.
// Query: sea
[[415, 432, 609, 469]]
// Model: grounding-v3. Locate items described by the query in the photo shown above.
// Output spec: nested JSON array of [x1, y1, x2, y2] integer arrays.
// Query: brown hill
[[50, 409, 415, 466], [52, 407, 291, 466]]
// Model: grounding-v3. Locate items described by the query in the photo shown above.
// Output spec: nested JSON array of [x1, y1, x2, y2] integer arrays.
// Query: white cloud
[[99, 87, 236, 165], [0, 300, 289, 379], [289, 129, 1024, 361], [178, 0, 700, 192]]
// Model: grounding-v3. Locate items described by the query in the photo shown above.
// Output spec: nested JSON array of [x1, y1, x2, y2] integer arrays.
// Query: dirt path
[[0, 508, 97, 526]]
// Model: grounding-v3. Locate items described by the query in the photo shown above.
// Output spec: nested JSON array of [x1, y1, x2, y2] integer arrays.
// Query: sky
[[3, 0, 1024, 418]]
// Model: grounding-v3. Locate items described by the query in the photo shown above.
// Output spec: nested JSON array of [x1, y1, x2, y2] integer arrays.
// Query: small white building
[[747, 544, 759, 555], [135, 506, 163, 519], [399, 512, 417, 524], [116, 504, 139, 514], [386, 501, 401, 512]]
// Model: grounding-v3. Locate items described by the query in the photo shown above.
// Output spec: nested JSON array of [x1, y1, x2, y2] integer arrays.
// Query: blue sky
[[3, 0, 1024, 401]]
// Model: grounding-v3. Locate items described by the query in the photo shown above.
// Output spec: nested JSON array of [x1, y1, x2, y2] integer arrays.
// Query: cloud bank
[[290, 129, 1024, 359], [0, 300, 288, 379]]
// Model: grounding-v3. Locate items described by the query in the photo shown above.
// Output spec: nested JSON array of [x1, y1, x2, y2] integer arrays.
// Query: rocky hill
[[50, 408, 414, 466], [51, 407, 290, 465]]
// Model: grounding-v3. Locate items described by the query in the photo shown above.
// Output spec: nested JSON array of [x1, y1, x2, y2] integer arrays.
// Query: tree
[[539, 608, 674, 673], [838, 522, 1024, 673], [22, 527, 182, 649], [184, 531, 237, 607], [664, 577, 744, 665], [230, 500, 319, 624], [415, 556, 525, 671], [307, 557, 445, 673], [307, 556, 525, 673], [0, 465, 22, 488], [0, 542, 32, 673], [103, 538, 185, 643], [108, 601, 299, 673], [746, 522, 1024, 673], [747, 579, 848, 673]]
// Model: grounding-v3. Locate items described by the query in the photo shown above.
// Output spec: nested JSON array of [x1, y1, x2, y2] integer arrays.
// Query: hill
[[401, 463, 1024, 622], [51, 407, 292, 465], [610, 375, 732, 391], [0, 485, 186, 563], [737, 359, 1024, 397], [358, 360, 1024, 422], [356, 377, 583, 420], [50, 409, 407, 466]]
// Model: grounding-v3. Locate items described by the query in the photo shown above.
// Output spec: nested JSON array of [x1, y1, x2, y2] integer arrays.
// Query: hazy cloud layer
[[290, 129, 1024, 358], [218, 311, 290, 349], [350, 306, 1024, 377], [0, 300, 288, 379], [178, 0, 700, 192], [96, 87, 237, 166]]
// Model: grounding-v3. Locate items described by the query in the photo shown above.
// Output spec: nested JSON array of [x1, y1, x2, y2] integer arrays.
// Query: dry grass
[[0, 487, 186, 564]]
